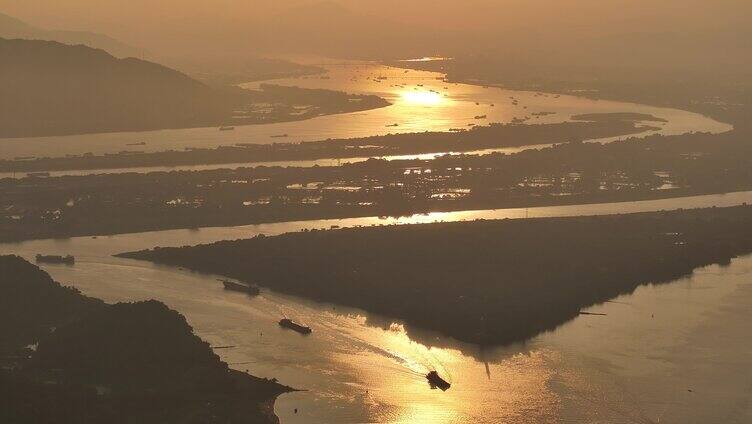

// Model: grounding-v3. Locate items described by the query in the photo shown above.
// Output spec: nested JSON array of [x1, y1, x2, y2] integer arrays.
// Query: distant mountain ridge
[[0, 37, 389, 138], [0, 11, 139, 58], [0, 38, 243, 138]]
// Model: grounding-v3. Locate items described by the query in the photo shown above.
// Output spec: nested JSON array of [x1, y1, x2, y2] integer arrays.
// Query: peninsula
[[0, 255, 291, 423]]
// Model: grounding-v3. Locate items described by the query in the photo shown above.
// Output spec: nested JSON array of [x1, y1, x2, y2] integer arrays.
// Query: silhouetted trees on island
[[121, 205, 752, 346], [3, 117, 752, 242]]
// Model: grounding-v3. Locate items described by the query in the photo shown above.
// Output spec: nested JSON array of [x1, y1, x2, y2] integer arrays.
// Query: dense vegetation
[[121, 205, 752, 346], [2, 116, 751, 242], [0, 255, 290, 424]]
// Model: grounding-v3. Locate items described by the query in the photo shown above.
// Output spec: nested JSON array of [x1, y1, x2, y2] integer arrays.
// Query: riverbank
[[0, 255, 292, 424], [0, 113, 655, 174], [2, 205, 751, 423], [4, 121, 752, 242], [120, 204, 752, 346]]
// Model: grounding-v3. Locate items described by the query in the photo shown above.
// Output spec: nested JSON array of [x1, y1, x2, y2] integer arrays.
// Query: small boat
[[279, 318, 312, 335], [426, 371, 451, 391], [126, 141, 147, 146], [219, 126, 235, 131], [219, 279, 260, 296], [27, 172, 51, 178], [474, 115, 487, 120], [270, 134, 289, 138], [36, 254, 75, 265], [386, 123, 400, 127]]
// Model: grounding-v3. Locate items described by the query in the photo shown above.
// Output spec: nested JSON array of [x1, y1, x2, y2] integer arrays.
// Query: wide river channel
[[0, 60, 731, 163], [2, 192, 752, 423], [1, 59, 748, 423]]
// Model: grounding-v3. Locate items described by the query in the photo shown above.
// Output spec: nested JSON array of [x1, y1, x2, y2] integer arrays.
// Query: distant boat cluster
[[219, 278, 315, 335], [35, 254, 75, 265], [217, 278, 450, 389]]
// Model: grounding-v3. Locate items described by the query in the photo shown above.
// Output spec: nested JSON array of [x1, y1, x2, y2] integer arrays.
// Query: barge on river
[[219, 279, 260, 296], [426, 371, 451, 391], [279, 318, 312, 335]]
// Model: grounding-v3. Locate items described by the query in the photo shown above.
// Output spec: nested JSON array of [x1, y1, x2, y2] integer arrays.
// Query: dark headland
[[0, 255, 291, 424], [120, 205, 752, 347], [0, 38, 388, 138]]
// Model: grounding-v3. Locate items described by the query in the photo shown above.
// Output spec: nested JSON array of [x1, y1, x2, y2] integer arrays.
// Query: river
[[0, 61, 731, 163], [2, 192, 751, 423]]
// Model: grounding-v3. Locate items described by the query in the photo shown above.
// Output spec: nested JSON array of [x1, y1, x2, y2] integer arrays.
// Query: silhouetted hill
[[0, 38, 248, 138], [0, 255, 101, 353], [0, 255, 290, 424], [0, 11, 139, 58], [0, 38, 389, 138]]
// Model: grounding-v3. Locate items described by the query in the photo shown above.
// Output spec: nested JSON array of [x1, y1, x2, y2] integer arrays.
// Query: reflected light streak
[[401, 90, 445, 106], [344, 321, 560, 424]]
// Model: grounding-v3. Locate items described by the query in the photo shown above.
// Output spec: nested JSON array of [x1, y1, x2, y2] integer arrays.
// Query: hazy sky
[[4, 0, 748, 31], [2, 0, 750, 67]]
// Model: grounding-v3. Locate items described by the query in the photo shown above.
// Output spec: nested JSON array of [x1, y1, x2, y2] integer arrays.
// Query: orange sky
[[4, 0, 747, 35], [2, 0, 749, 64]]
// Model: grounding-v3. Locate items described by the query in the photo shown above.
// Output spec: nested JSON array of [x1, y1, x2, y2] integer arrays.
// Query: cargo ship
[[35, 254, 75, 265], [219, 279, 260, 296], [278, 318, 312, 335], [426, 371, 451, 391]]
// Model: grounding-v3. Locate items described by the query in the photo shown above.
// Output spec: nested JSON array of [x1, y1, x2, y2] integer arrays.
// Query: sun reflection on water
[[328, 314, 561, 423], [400, 90, 446, 107]]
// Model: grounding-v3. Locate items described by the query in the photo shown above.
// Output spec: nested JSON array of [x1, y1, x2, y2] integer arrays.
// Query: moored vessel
[[426, 371, 451, 391], [279, 318, 312, 335], [219, 279, 260, 295]]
